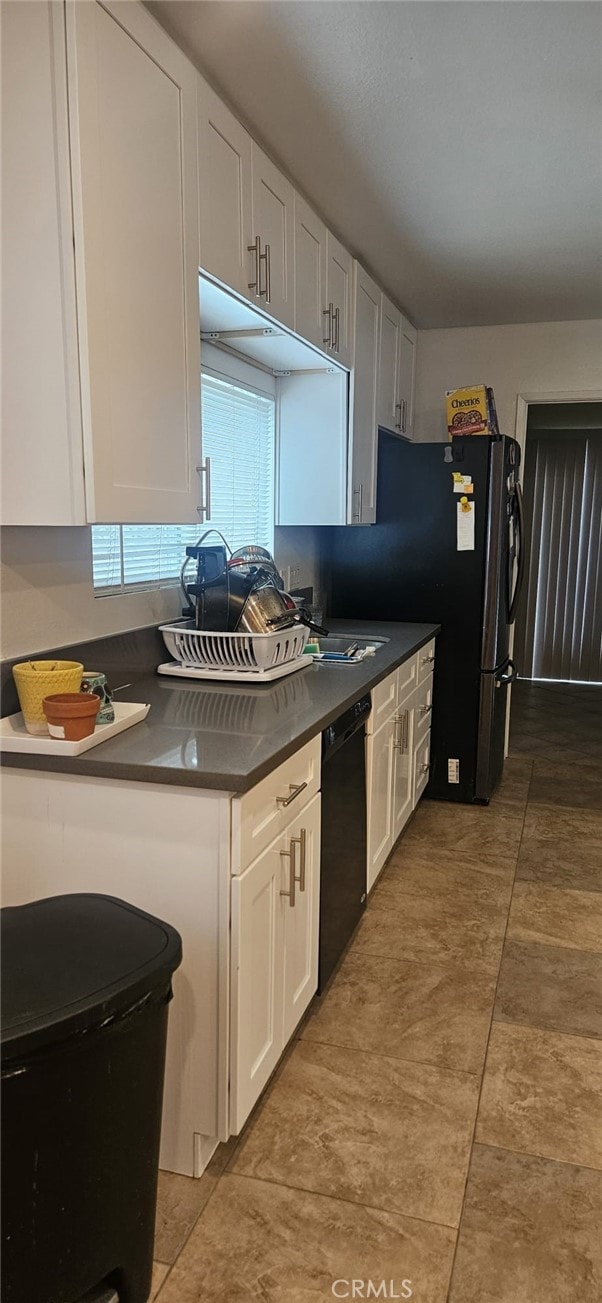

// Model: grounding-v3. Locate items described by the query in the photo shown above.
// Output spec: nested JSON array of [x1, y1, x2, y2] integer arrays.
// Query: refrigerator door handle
[[495, 657, 518, 686], [509, 481, 526, 624]]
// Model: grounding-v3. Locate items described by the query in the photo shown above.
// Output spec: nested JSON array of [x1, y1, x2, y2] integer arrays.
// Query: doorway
[[510, 401, 602, 761]]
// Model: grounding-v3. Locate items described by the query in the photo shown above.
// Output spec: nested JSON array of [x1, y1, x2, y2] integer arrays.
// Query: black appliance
[[328, 432, 526, 804], [319, 695, 371, 990]]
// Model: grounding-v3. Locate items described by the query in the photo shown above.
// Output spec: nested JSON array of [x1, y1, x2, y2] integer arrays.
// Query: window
[[92, 371, 276, 594]]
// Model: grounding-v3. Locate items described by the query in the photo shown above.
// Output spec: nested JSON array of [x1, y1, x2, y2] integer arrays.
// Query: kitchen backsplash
[[0, 524, 329, 662]]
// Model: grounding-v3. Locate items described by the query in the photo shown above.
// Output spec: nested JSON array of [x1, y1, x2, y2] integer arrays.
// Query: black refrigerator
[[328, 431, 526, 804]]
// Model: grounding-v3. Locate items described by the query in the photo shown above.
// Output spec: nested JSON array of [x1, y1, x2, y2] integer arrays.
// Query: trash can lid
[[1, 894, 182, 1060]]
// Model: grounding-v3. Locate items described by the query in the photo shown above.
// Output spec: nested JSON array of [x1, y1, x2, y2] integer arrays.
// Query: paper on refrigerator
[[457, 498, 475, 551]]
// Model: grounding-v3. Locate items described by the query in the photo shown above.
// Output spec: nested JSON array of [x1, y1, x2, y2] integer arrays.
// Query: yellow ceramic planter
[[13, 660, 84, 735]]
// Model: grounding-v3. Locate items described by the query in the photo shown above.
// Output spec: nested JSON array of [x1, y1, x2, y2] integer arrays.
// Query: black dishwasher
[[319, 694, 371, 991]]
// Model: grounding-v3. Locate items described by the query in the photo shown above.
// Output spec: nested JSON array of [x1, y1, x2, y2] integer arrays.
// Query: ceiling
[[147, 1, 602, 330]]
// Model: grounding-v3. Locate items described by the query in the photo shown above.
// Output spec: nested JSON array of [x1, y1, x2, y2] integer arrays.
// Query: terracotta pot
[[43, 692, 100, 742]]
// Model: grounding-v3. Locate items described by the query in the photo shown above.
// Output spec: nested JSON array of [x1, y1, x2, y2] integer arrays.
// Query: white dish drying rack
[[158, 622, 310, 682]]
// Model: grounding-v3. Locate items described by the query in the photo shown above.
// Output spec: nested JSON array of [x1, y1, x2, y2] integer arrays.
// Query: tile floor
[[153, 681, 602, 1302]]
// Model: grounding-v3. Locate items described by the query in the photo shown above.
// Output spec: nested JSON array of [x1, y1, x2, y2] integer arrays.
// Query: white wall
[[414, 319, 602, 444], [0, 526, 184, 660], [0, 524, 325, 660]]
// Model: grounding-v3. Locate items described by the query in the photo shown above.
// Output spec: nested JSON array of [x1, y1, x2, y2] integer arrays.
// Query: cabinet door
[[251, 143, 294, 328], [281, 793, 321, 1043], [349, 262, 380, 524], [366, 715, 396, 892], [398, 318, 417, 440], [230, 835, 284, 1133], [67, 0, 201, 523], [378, 293, 402, 433], [294, 195, 327, 350], [392, 702, 415, 841], [1, 0, 85, 525], [414, 731, 431, 805], [326, 232, 354, 368], [197, 76, 252, 298]]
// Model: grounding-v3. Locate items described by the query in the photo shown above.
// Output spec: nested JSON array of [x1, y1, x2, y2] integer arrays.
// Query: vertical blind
[[516, 431, 602, 682], [92, 373, 275, 592]]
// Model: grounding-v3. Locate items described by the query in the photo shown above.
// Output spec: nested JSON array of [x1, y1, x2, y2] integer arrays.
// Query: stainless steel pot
[[237, 579, 329, 638], [237, 581, 296, 633]]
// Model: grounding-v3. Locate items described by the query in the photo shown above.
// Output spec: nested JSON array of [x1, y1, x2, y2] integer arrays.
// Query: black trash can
[[1, 893, 182, 1303]]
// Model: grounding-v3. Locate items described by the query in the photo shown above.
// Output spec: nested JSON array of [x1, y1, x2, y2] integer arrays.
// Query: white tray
[[0, 702, 150, 756], [157, 657, 311, 684]]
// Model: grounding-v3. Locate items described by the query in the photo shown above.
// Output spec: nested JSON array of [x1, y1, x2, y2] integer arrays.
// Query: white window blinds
[[92, 373, 275, 593]]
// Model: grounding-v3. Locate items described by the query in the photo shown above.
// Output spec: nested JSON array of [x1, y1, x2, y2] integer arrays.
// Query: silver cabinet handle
[[395, 401, 402, 431], [263, 242, 271, 303], [322, 306, 332, 346], [352, 484, 363, 524], [419, 702, 432, 716], [393, 709, 409, 753], [290, 827, 307, 892], [276, 780, 308, 808], [334, 306, 340, 352], [248, 235, 261, 293], [195, 457, 211, 519], [280, 844, 296, 908], [401, 398, 407, 433], [421, 652, 435, 665], [421, 761, 430, 774]]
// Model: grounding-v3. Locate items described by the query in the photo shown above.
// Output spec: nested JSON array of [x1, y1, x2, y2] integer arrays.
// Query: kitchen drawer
[[397, 653, 418, 703], [368, 669, 398, 734], [417, 639, 436, 684], [414, 731, 431, 804], [231, 737, 321, 873], [414, 673, 434, 744], [367, 656, 418, 735]]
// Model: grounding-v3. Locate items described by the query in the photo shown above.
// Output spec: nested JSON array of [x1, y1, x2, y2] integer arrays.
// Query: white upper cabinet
[[378, 293, 402, 433], [398, 318, 417, 440], [250, 144, 295, 328], [325, 233, 354, 369], [378, 294, 416, 439], [293, 201, 353, 367], [348, 262, 380, 524], [1, 0, 85, 525], [68, 0, 201, 523], [197, 77, 252, 298], [294, 195, 327, 350]]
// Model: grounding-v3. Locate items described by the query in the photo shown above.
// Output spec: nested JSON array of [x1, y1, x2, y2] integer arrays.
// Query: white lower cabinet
[[230, 791, 321, 1133], [392, 698, 415, 842], [414, 732, 432, 804], [366, 714, 396, 890], [366, 646, 436, 892]]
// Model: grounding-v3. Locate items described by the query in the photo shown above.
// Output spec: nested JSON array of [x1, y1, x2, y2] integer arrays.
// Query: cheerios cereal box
[[446, 385, 499, 439]]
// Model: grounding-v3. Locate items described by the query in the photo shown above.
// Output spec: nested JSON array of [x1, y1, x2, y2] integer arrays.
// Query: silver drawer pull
[[280, 845, 296, 907], [291, 827, 307, 891], [421, 761, 431, 775], [421, 652, 435, 665], [419, 703, 432, 716], [276, 780, 308, 808]]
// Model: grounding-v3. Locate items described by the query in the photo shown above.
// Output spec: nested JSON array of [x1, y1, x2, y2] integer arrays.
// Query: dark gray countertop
[[1, 621, 438, 793]]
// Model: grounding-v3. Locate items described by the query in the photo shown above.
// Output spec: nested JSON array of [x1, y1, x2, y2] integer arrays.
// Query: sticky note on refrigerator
[[453, 474, 473, 493], [457, 499, 475, 550]]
